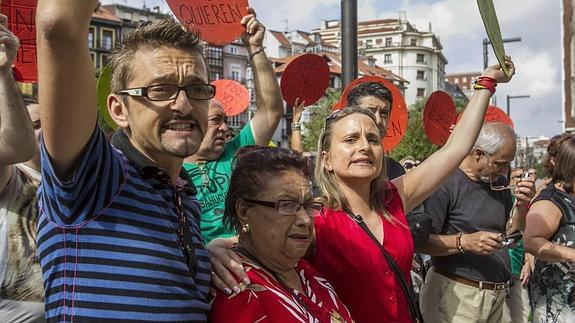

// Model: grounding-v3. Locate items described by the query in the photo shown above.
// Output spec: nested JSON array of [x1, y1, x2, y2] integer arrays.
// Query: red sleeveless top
[[311, 183, 414, 323]]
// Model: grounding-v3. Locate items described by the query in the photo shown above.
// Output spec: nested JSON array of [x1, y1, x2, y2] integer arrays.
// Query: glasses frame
[[117, 83, 216, 101], [243, 198, 323, 216]]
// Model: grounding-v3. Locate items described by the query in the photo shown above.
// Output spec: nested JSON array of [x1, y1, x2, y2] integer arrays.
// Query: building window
[[454, 78, 459, 84], [417, 70, 425, 80], [358, 40, 364, 47], [88, 27, 95, 48], [231, 71, 240, 81], [365, 39, 373, 48], [230, 46, 237, 54], [101, 29, 114, 50], [385, 37, 392, 47], [462, 77, 467, 83], [90, 52, 96, 67], [376, 38, 382, 45], [205, 45, 223, 81], [101, 54, 110, 67], [411, 38, 418, 46], [384, 54, 392, 64], [416, 53, 425, 63], [417, 88, 425, 97]]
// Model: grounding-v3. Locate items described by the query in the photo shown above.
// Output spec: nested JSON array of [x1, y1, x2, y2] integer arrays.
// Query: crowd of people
[[1, 1, 574, 322]]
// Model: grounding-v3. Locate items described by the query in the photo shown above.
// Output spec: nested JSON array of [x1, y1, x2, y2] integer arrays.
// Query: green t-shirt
[[508, 240, 524, 277], [184, 123, 254, 243]]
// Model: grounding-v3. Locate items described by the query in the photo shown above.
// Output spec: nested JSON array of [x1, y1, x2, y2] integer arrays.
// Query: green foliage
[[389, 99, 440, 161], [302, 89, 340, 152]]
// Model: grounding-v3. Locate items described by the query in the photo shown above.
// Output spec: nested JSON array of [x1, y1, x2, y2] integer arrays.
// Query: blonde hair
[[315, 106, 392, 221]]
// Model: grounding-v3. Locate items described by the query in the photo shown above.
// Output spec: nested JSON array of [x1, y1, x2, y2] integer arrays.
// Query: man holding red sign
[[184, 9, 283, 243]]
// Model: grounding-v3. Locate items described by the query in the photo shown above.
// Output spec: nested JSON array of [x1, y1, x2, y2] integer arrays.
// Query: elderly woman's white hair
[[472, 122, 516, 154]]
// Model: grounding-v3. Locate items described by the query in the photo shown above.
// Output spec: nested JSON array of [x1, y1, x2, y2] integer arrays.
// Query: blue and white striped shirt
[[37, 128, 211, 322]]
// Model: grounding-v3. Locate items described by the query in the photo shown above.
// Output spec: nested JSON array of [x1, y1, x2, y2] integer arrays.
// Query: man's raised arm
[[241, 8, 283, 146], [36, 0, 98, 179], [0, 14, 36, 167]]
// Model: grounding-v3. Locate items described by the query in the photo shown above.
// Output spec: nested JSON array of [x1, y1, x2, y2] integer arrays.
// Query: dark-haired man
[[35, 0, 264, 320], [347, 81, 405, 180]]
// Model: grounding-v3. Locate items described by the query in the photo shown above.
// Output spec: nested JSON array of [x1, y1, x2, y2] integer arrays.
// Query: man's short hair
[[346, 81, 394, 108], [473, 122, 517, 155], [109, 18, 204, 94]]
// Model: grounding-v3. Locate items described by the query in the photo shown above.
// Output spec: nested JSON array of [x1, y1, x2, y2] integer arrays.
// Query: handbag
[[344, 208, 424, 323]]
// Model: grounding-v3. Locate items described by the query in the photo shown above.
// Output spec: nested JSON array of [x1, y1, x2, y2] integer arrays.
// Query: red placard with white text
[[280, 54, 330, 107]]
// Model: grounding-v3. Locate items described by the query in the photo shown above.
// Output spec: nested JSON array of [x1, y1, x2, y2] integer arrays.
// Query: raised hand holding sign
[[167, 0, 249, 45]]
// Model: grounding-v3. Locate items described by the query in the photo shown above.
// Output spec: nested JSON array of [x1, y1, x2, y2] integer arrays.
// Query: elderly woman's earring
[[241, 223, 250, 234]]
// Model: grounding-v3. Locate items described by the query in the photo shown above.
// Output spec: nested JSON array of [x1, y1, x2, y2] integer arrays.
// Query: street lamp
[[483, 37, 522, 69], [341, 0, 358, 88], [506, 94, 530, 116]]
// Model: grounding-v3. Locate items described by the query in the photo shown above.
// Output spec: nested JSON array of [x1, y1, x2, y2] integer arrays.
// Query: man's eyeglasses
[[117, 83, 216, 101], [243, 198, 323, 216]]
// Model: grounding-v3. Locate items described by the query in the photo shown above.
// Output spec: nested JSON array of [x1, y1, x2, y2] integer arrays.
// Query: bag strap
[[344, 208, 424, 323]]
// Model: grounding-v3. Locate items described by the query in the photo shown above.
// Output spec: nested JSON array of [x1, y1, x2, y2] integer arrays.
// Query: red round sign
[[280, 54, 330, 107], [167, 0, 249, 46], [423, 91, 457, 146], [456, 105, 514, 129], [338, 76, 409, 152], [212, 79, 250, 116], [485, 105, 514, 129]]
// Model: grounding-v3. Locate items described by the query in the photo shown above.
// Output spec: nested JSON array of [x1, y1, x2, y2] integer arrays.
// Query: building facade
[[445, 71, 481, 98], [563, 0, 575, 132], [313, 17, 448, 106]]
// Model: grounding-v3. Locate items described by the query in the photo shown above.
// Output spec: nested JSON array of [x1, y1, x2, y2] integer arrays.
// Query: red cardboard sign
[[338, 76, 408, 152], [167, 0, 249, 46], [212, 79, 249, 116], [1, 0, 38, 82], [456, 105, 515, 129], [423, 91, 457, 146], [485, 105, 514, 129], [280, 54, 330, 107]]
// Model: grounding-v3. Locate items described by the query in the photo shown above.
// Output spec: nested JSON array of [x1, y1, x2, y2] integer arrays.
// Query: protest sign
[[338, 76, 408, 152], [1, 0, 38, 82], [212, 79, 249, 116], [456, 105, 514, 129], [167, 0, 249, 45], [97, 65, 117, 131], [477, 0, 512, 78], [280, 54, 330, 107], [423, 91, 457, 146]]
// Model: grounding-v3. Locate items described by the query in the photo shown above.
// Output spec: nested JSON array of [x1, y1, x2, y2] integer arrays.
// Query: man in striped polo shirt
[[34, 1, 265, 321]]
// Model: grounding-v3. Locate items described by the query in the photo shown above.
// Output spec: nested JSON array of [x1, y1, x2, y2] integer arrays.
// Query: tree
[[302, 89, 340, 152]]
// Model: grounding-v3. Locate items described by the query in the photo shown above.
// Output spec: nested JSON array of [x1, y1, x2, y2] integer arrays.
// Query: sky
[[102, 0, 565, 138]]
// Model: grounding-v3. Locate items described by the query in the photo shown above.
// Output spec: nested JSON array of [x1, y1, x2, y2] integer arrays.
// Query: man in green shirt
[[184, 14, 283, 243]]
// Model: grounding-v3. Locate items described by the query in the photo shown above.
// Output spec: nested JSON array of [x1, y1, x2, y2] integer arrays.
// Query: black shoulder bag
[[344, 208, 424, 323]]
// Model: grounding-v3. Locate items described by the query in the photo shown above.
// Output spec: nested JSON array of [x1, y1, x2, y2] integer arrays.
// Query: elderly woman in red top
[[209, 146, 353, 323], [210, 58, 515, 322]]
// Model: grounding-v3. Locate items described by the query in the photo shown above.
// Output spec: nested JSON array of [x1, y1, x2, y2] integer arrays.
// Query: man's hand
[[293, 97, 307, 124], [0, 14, 19, 73], [511, 168, 536, 208], [207, 238, 249, 296], [481, 55, 515, 84], [460, 231, 503, 255], [520, 253, 535, 287], [240, 7, 265, 51]]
